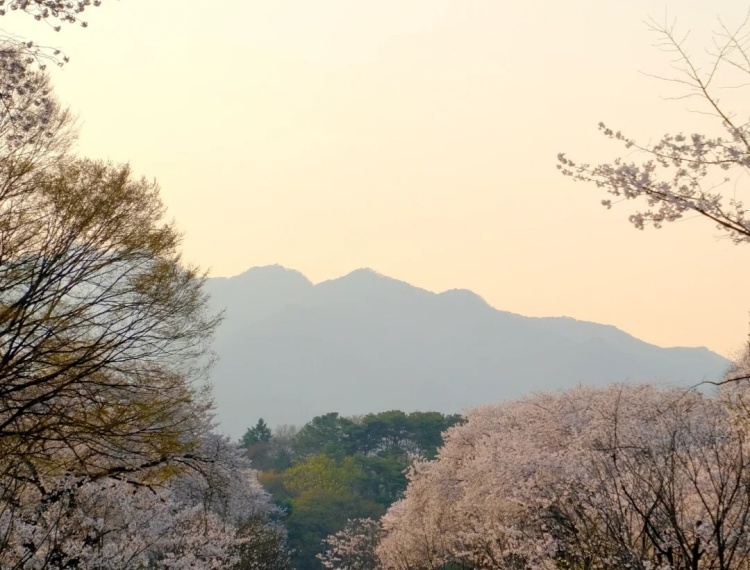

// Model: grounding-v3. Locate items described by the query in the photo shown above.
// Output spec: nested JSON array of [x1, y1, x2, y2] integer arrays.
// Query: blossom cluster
[[373, 384, 750, 570], [0, 433, 291, 570], [558, 19, 750, 244]]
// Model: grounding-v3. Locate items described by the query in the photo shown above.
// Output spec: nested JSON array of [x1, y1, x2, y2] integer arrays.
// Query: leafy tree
[[405, 411, 463, 459], [345, 411, 462, 460], [352, 454, 408, 506], [347, 411, 410, 457], [266, 423, 299, 471], [279, 453, 384, 569], [296, 412, 354, 459], [0, 33, 255, 569], [250, 410, 460, 568], [288, 490, 384, 570], [0, 3, 296, 569], [0, 68, 218, 479], [0, 155, 218, 475], [284, 454, 362, 495]]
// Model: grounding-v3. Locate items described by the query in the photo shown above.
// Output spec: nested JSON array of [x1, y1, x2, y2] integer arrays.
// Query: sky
[[9, 0, 750, 357]]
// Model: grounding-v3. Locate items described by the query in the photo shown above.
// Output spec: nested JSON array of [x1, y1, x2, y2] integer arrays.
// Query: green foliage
[[286, 489, 384, 570], [249, 409, 462, 569], [353, 453, 409, 505], [240, 418, 272, 447], [346, 410, 463, 459], [231, 518, 293, 570], [284, 455, 362, 495], [295, 412, 354, 459]]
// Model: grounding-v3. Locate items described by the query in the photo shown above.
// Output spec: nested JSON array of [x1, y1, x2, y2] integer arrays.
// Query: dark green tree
[[353, 453, 408, 505], [406, 411, 464, 459], [241, 418, 273, 447], [345, 410, 463, 459], [295, 412, 353, 458]]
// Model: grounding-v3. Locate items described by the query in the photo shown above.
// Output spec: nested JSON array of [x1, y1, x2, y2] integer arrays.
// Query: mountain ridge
[[205, 265, 729, 435]]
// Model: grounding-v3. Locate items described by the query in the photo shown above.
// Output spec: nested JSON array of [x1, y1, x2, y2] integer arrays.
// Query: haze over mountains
[[206, 266, 729, 436]]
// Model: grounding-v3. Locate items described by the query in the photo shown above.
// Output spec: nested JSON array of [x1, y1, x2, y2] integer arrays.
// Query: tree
[[403, 412, 462, 460], [558, 16, 750, 244], [267, 424, 299, 470], [173, 433, 293, 570], [0, 4, 295, 568], [0, 430, 292, 570], [0, 473, 237, 570], [319, 518, 384, 570], [0, 43, 241, 569], [284, 455, 362, 495], [296, 413, 354, 459], [0, 64, 219, 475], [281, 455, 384, 570], [0, 2, 113, 148], [0, 155, 218, 473], [233, 517, 293, 570], [248, 410, 460, 568], [376, 385, 750, 570], [1, 1, 112, 66], [241, 418, 273, 447], [288, 491, 383, 570], [352, 454, 408, 506]]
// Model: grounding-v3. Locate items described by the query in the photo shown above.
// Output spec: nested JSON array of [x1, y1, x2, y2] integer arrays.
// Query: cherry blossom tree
[[558, 16, 750, 244], [0, 1, 115, 147], [319, 518, 383, 570], [0, 430, 292, 569], [554, 17, 750, 566], [377, 385, 750, 570], [0, 0, 112, 66], [0, 475, 235, 570]]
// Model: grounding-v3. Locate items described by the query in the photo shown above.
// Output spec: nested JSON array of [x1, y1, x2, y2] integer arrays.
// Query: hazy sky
[[14, 0, 750, 357]]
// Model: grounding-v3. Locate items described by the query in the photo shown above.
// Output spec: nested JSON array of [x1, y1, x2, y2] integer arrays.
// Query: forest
[[238, 411, 461, 569]]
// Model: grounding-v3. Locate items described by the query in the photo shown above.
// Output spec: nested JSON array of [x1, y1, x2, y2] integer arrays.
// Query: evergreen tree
[[241, 418, 273, 447]]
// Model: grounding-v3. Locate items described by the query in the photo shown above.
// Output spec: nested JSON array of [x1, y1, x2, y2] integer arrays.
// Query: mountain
[[205, 266, 730, 436]]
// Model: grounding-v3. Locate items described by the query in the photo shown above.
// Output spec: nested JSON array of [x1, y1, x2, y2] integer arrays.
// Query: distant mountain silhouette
[[205, 266, 730, 436]]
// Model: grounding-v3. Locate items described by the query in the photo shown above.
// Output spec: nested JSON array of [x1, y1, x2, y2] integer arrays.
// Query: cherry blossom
[[377, 385, 750, 570], [558, 18, 750, 244], [319, 518, 383, 570], [0, 431, 291, 569]]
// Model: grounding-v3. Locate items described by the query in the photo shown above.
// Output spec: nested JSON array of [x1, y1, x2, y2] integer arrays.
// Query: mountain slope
[[206, 266, 729, 435]]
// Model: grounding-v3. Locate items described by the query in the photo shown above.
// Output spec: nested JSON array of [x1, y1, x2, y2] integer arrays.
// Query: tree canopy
[[376, 383, 750, 570], [241, 410, 462, 570]]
